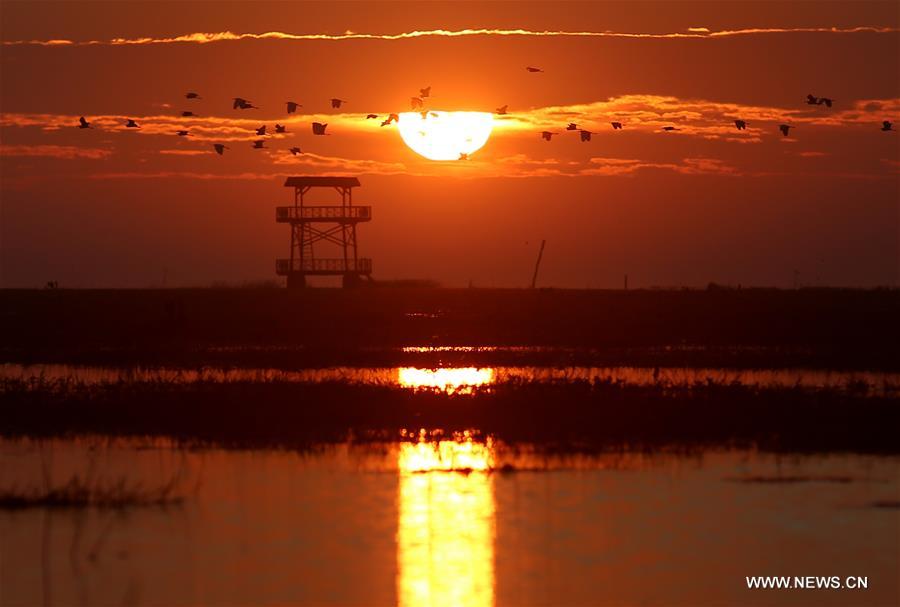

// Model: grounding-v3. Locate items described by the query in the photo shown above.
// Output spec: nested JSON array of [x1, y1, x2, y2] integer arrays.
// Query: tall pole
[[531, 240, 546, 289]]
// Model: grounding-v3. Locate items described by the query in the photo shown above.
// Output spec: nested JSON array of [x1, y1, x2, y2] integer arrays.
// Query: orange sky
[[1, 1, 897, 288]]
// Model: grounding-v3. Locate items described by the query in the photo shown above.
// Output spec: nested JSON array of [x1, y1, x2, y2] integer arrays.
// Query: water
[[1, 437, 897, 606]]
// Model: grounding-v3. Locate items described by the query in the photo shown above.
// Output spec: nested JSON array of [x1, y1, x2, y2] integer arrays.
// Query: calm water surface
[[0, 437, 897, 607]]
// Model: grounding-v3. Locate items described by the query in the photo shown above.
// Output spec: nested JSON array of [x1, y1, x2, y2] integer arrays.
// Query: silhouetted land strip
[[2, 378, 897, 453], [2, 288, 898, 370]]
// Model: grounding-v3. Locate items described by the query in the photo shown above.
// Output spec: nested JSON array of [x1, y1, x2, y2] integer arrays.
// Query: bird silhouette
[[881, 120, 893, 131], [125, 119, 140, 128], [185, 92, 201, 99], [312, 122, 328, 135], [541, 131, 558, 141], [526, 66, 543, 73], [213, 144, 228, 155], [252, 140, 265, 149], [496, 105, 508, 115], [579, 130, 593, 142], [176, 130, 189, 136], [256, 125, 267, 136], [275, 124, 286, 133], [330, 98, 345, 109], [289, 146, 302, 155], [661, 126, 680, 131], [817, 97, 834, 108], [410, 97, 424, 110], [566, 123, 578, 131], [806, 94, 819, 105], [78, 116, 91, 129], [459, 153, 469, 160], [420, 86, 431, 98], [286, 101, 302, 113], [611, 122, 623, 130], [181, 111, 196, 117], [779, 124, 793, 136], [233, 97, 252, 109], [734, 120, 747, 130], [366, 114, 378, 119], [381, 113, 399, 127]]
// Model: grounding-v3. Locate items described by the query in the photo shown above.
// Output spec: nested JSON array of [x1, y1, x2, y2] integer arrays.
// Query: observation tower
[[275, 176, 373, 288]]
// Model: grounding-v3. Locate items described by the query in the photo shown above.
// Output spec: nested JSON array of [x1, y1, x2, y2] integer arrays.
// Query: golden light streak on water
[[396, 436, 496, 607], [396, 367, 495, 394]]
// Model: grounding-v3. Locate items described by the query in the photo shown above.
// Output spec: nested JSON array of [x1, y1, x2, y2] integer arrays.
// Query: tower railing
[[276, 258, 373, 275], [276, 206, 372, 222]]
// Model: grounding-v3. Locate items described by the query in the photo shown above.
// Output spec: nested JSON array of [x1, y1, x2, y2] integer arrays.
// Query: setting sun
[[397, 111, 493, 161]]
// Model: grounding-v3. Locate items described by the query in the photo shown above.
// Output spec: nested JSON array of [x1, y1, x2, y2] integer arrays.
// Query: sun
[[397, 111, 493, 161]]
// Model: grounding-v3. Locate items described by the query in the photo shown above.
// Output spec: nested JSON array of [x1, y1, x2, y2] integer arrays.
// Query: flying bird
[[410, 97, 424, 110], [176, 130, 189, 136], [525, 66, 543, 73], [566, 123, 578, 131], [611, 122, 623, 130], [366, 114, 378, 119], [185, 92, 201, 99], [252, 140, 265, 149], [579, 130, 593, 142], [286, 101, 302, 113], [78, 116, 91, 129], [420, 86, 431, 98], [233, 97, 254, 109], [661, 126, 680, 131], [779, 124, 793, 136], [275, 124, 286, 133], [213, 144, 228, 155], [734, 120, 747, 130], [496, 105, 508, 115], [381, 113, 399, 127], [330, 98, 345, 109], [125, 119, 140, 128], [817, 97, 834, 108], [881, 120, 893, 131], [806, 94, 819, 105], [459, 153, 469, 160], [312, 122, 328, 135], [289, 147, 302, 155], [181, 111, 196, 117], [256, 125, 267, 136], [541, 131, 558, 141]]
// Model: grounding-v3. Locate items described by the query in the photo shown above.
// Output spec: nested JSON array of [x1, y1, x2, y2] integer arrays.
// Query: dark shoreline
[[2, 287, 899, 370]]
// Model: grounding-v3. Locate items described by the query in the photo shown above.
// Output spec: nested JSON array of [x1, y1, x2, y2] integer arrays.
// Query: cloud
[[88, 171, 278, 180], [495, 95, 900, 139], [3, 26, 897, 46], [267, 150, 409, 175], [0, 144, 111, 159], [583, 156, 741, 176]]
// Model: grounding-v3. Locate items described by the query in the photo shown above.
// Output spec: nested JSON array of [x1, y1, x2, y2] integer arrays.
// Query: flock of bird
[[75, 65, 895, 160]]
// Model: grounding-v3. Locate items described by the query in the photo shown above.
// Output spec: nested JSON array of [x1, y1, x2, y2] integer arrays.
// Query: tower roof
[[284, 176, 361, 188]]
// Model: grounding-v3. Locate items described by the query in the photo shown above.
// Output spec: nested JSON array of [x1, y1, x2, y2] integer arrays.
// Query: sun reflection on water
[[397, 367, 495, 394], [397, 433, 496, 607]]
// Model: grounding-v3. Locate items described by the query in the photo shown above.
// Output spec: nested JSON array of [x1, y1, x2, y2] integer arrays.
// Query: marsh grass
[[2, 375, 897, 453], [0, 442, 191, 510]]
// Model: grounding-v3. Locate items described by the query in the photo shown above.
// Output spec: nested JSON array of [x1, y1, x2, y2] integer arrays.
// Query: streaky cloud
[[0, 144, 111, 159], [3, 26, 897, 46]]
